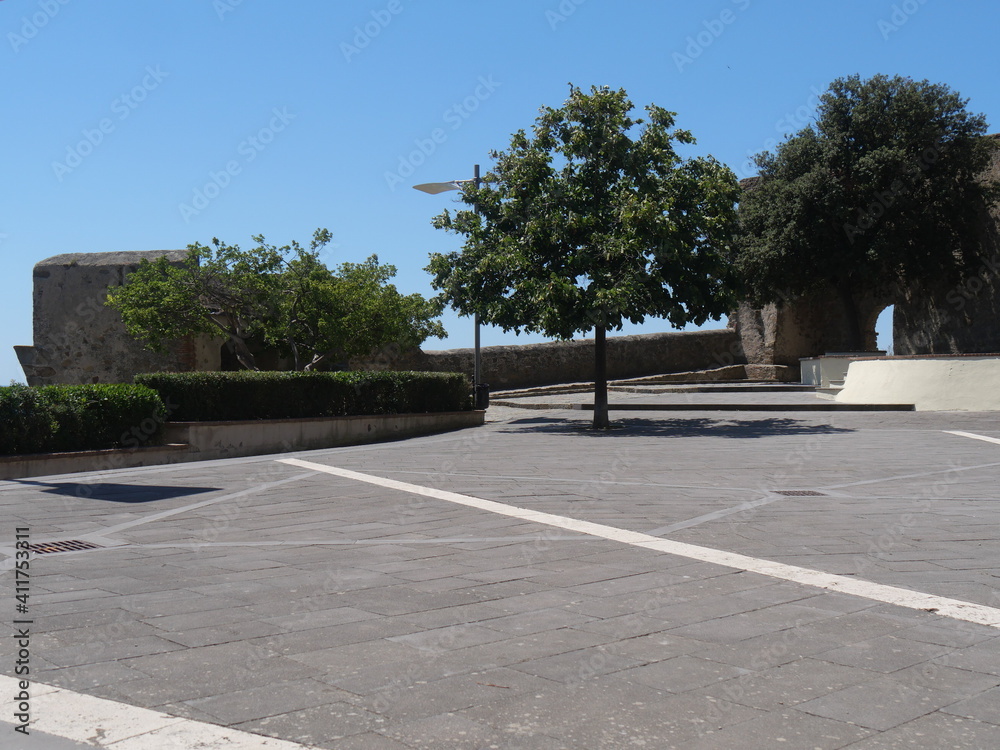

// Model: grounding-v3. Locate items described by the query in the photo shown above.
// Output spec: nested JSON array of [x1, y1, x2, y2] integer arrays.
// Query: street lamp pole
[[472, 164, 481, 395], [414, 164, 487, 408]]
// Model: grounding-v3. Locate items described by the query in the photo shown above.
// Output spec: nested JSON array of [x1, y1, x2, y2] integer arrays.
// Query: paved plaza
[[3, 390, 1000, 748]]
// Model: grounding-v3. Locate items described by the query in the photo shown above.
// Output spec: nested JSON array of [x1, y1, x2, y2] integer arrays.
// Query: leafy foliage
[[269, 251, 446, 371], [427, 85, 740, 426], [733, 74, 1000, 347], [106, 229, 446, 371], [0, 383, 58, 454], [0, 383, 165, 455], [134, 371, 470, 422]]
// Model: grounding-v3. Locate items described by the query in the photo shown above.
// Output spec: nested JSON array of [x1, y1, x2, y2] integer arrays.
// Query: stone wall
[[352, 328, 747, 390], [733, 290, 889, 375], [15, 251, 220, 386]]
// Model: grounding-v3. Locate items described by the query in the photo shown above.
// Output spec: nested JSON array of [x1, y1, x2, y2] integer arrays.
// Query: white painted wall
[[836, 358, 1000, 411]]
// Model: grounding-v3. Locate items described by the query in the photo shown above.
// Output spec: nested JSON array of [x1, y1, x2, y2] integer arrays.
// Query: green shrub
[[135, 370, 471, 422], [0, 384, 58, 454], [39, 384, 167, 452], [0, 383, 166, 455]]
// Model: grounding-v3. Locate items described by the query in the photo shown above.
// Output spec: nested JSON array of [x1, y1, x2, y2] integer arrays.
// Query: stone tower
[[15, 251, 220, 386]]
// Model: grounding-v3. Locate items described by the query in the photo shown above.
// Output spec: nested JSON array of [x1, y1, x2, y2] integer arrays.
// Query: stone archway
[[874, 303, 894, 354], [732, 288, 891, 379]]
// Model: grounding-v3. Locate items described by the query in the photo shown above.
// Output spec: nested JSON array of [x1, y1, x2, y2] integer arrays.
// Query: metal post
[[473, 164, 482, 398]]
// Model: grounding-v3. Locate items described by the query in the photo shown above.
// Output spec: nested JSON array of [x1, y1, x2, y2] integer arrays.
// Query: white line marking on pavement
[[645, 494, 790, 536], [0, 472, 317, 571], [822, 459, 1000, 490], [384, 468, 754, 492], [94, 472, 316, 538], [279, 457, 1000, 629], [945, 430, 1000, 447], [0, 676, 310, 749], [137, 535, 589, 547]]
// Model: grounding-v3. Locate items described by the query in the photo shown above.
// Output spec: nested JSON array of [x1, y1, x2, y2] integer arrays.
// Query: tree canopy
[[427, 85, 740, 427], [733, 74, 1000, 349], [107, 229, 445, 371]]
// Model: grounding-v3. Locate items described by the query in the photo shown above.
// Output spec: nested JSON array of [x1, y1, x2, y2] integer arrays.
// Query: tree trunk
[[837, 280, 865, 351], [593, 325, 610, 429], [230, 335, 258, 370]]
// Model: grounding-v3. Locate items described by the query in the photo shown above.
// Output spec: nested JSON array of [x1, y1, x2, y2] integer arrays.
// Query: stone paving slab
[[1, 399, 1000, 748]]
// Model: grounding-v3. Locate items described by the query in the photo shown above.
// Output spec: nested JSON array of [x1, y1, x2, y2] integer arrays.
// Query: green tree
[[427, 85, 740, 428], [733, 74, 1000, 349], [107, 229, 445, 371], [272, 251, 446, 371]]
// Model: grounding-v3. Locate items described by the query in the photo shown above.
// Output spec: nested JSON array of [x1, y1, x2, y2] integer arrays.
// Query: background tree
[[268, 251, 446, 371], [427, 85, 740, 428], [733, 74, 1000, 350], [107, 229, 445, 371]]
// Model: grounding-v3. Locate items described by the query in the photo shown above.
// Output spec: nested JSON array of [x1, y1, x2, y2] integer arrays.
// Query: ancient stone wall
[[733, 290, 888, 375], [15, 251, 220, 386], [352, 328, 747, 390]]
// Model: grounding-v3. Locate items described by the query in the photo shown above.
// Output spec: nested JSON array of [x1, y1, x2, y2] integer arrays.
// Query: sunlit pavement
[[3, 395, 1000, 748]]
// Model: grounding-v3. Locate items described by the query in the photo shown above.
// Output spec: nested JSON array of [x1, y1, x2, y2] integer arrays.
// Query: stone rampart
[[354, 328, 747, 390], [733, 290, 888, 375], [15, 251, 220, 386]]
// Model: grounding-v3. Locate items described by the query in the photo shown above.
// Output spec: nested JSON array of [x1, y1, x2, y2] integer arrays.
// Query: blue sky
[[3, 0, 998, 384]]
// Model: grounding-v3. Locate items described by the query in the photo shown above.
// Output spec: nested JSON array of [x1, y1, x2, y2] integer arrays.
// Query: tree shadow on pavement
[[499, 415, 856, 439], [12, 480, 220, 503]]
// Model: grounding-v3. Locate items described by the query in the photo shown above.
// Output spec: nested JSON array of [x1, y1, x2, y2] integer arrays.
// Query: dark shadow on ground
[[13, 480, 220, 503], [500, 416, 856, 439]]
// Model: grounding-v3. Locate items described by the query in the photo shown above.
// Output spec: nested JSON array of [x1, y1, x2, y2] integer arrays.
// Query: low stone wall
[[356, 329, 747, 389], [162, 410, 484, 461], [0, 411, 484, 480], [0, 444, 191, 481]]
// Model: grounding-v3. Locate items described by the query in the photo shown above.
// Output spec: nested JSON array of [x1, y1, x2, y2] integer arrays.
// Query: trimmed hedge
[[134, 370, 471, 422], [1, 383, 166, 455], [0, 384, 58, 455]]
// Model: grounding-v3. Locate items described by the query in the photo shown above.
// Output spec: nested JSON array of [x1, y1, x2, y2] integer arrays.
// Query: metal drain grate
[[27, 540, 103, 555], [773, 490, 827, 497]]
